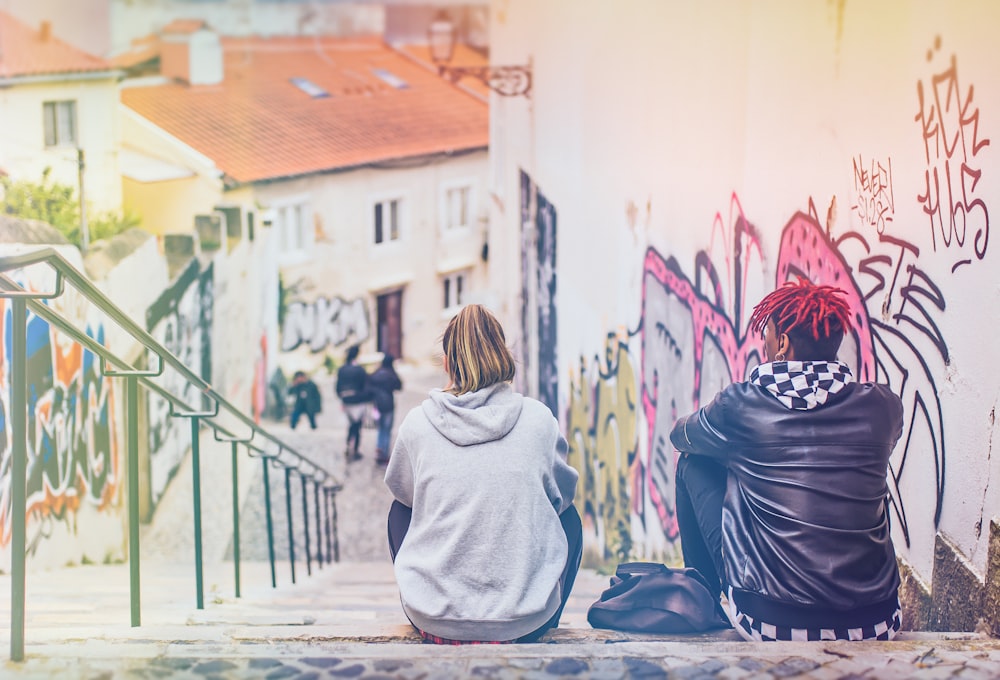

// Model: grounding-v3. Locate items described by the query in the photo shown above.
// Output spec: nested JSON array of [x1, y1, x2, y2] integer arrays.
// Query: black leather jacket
[[670, 380, 903, 624]]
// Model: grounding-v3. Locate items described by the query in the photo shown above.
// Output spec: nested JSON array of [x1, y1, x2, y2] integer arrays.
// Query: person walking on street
[[670, 278, 904, 642], [288, 370, 321, 430], [384, 304, 582, 644], [368, 353, 403, 465], [336, 344, 370, 461]]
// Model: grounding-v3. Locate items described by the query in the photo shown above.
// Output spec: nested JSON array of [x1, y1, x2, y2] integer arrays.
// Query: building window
[[374, 198, 401, 244], [443, 271, 466, 311], [444, 185, 472, 231], [272, 200, 310, 253], [43, 100, 77, 147]]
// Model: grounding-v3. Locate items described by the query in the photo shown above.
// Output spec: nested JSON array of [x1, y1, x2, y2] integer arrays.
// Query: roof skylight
[[290, 77, 330, 98], [372, 68, 408, 90]]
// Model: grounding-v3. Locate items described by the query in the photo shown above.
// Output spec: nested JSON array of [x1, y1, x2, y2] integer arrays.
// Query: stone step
[[2, 561, 998, 678]]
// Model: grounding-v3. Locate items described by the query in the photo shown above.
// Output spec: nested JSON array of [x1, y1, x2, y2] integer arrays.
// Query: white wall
[[253, 149, 490, 373], [0, 77, 122, 215], [491, 0, 1000, 587]]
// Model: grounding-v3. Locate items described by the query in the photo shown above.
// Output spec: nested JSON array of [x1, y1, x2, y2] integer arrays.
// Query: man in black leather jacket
[[670, 279, 904, 641]]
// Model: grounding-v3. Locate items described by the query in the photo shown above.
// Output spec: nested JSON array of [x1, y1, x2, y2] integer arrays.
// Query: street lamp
[[427, 13, 532, 98]]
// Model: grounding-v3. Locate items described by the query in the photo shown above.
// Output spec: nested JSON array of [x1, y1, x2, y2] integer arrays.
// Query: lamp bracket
[[438, 64, 532, 98]]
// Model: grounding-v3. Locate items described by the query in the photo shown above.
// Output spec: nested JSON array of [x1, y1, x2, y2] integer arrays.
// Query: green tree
[[1, 168, 140, 247]]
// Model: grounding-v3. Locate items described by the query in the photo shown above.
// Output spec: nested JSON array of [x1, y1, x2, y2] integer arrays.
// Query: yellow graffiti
[[567, 332, 638, 561]]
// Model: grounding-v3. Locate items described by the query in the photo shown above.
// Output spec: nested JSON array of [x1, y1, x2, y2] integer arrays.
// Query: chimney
[[160, 21, 223, 86], [39, 20, 51, 42]]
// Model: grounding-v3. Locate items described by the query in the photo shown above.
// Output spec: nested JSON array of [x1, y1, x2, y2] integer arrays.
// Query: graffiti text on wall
[[146, 260, 213, 505], [280, 295, 370, 353], [566, 332, 640, 561], [852, 155, 894, 234], [915, 36, 991, 270], [0, 302, 117, 553]]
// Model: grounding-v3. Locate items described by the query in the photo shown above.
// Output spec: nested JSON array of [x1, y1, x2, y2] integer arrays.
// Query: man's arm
[[668, 386, 735, 462]]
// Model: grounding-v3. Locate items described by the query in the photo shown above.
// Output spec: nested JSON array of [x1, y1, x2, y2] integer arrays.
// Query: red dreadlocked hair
[[748, 277, 853, 341]]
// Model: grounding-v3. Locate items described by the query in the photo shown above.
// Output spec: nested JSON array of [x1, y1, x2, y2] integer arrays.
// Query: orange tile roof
[[110, 35, 160, 69], [0, 11, 114, 78], [121, 36, 488, 185]]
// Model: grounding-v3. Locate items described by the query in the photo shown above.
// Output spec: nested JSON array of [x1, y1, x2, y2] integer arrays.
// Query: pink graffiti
[[642, 202, 876, 540], [774, 212, 876, 382]]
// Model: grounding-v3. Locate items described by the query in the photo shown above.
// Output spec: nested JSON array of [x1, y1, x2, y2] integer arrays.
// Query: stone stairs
[[2, 559, 999, 678]]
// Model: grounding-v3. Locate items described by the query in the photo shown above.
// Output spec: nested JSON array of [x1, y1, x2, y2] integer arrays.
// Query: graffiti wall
[[494, 0, 1000, 622], [280, 292, 370, 354], [518, 171, 559, 416], [0, 263, 122, 567], [145, 259, 213, 506]]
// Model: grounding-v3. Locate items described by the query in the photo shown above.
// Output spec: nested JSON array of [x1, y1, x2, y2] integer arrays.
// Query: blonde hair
[[443, 304, 516, 395]]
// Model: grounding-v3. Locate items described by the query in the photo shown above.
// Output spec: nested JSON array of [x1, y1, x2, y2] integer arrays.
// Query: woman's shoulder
[[518, 395, 559, 428], [397, 401, 433, 434]]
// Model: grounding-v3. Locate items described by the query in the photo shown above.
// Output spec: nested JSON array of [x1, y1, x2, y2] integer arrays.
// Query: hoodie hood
[[748, 360, 854, 410], [421, 382, 523, 446]]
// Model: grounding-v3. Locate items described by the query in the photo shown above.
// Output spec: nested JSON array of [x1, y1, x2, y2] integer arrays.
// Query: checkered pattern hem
[[726, 588, 901, 642], [749, 360, 853, 410], [418, 629, 516, 645]]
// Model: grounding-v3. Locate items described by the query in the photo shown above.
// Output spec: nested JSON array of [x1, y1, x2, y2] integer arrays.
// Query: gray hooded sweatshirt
[[384, 381, 579, 641]]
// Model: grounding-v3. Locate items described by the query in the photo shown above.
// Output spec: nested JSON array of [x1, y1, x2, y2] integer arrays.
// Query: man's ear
[[779, 333, 791, 355]]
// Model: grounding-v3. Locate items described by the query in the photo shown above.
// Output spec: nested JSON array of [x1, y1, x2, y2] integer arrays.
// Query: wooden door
[[377, 289, 403, 359]]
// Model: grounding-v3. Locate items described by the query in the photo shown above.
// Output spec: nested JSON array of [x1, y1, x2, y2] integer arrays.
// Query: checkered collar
[[748, 360, 854, 410]]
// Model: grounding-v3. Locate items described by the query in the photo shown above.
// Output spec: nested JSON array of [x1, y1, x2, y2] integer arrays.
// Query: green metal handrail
[[0, 248, 342, 662]]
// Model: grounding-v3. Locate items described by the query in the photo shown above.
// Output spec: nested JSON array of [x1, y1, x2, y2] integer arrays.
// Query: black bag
[[587, 562, 731, 634]]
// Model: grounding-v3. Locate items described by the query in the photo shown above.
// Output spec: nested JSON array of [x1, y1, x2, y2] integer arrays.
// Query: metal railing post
[[300, 475, 312, 577], [232, 442, 242, 597], [102, 357, 164, 629], [214, 430, 253, 599], [313, 480, 323, 567], [169, 400, 218, 609], [126, 376, 142, 624], [330, 488, 340, 563], [3, 275, 64, 662], [191, 416, 205, 609], [9, 299, 27, 662], [284, 467, 296, 584], [262, 457, 277, 588]]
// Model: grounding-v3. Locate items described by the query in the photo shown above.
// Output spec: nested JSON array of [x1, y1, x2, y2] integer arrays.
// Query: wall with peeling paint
[[490, 0, 1000, 628]]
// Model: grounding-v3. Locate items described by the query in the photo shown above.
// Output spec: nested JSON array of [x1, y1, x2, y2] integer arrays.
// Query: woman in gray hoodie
[[384, 304, 582, 644]]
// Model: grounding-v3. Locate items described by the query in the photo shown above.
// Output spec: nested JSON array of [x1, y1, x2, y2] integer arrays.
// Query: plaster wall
[[490, 0, 1000, 613], [253, 149, 490, 373], [0, 78, 122, 214]]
